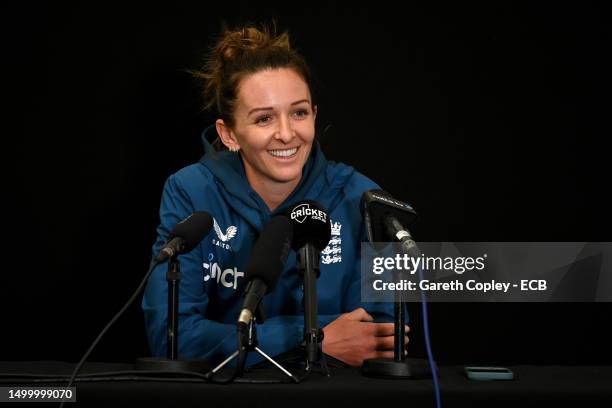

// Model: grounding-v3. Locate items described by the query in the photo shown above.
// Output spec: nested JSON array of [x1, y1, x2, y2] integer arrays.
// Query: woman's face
[[222, 68, 317, 187]]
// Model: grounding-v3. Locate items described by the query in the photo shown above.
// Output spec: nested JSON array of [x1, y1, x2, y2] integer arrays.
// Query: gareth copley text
[[373, 279, 548, 293]]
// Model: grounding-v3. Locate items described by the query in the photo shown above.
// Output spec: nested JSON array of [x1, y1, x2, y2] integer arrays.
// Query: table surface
[[1, 361, 611, 407]]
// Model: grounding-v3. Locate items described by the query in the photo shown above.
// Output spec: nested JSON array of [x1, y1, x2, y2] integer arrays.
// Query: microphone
[[237, 215, 293, 327], [154, 211, 214, 263], [286, 200, 331, 367], [362, 189, 419, 257], [362, 189, 430, 378], [287, 200, 331, 252], [67, 211, 214, 395]]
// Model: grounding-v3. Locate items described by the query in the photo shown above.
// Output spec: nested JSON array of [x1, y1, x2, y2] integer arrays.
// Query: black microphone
[[154, 212, 214, 263], [286, 200, 331, 366], [238, 215, 293, 327], [362, 189, 419, 367], [361, 191, 434, 379], [287, 200, 331, 252], [362, 189, 419, 257]]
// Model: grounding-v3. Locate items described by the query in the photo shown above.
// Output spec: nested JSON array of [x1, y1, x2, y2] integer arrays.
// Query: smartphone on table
[[464, 366, 514, 380]]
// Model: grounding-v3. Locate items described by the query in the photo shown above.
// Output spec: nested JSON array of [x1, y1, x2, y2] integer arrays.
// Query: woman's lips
[[267, 146, 299, 160]]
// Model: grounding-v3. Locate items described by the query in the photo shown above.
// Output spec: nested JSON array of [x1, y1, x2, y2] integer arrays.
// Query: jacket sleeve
[[142, 174, 337, 367]]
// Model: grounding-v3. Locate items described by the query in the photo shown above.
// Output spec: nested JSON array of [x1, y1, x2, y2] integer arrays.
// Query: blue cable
[[417, 265, 442, 408]]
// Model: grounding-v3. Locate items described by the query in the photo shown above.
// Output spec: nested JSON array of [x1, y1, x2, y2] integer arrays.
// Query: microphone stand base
[[361, 357, 433, 379], [135, 357, 211, 373]]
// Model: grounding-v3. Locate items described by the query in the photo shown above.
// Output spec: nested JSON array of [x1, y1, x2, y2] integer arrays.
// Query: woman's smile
[[267, 146, 299, 160]]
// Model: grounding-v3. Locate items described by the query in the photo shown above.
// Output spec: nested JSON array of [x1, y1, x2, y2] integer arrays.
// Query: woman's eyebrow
[[247, 99, 311, 116]]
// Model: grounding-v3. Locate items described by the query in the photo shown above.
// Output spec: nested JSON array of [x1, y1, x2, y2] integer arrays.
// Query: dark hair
[[192, 24, 314, 148]]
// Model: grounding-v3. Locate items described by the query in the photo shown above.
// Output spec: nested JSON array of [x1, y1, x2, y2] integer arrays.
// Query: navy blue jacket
[[142, 130, 394, 366]]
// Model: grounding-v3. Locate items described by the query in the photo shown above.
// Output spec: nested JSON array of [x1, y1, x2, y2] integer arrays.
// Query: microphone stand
[[361, 217, 432, 378], [209, 304, 300, 383], [167, 257, 180, 359], [362, 272, 431, 378], [298, 245, 330, 376], [135, 257, 210, 373]]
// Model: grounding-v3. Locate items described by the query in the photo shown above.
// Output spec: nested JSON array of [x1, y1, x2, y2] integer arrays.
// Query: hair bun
[[216, 26, 291, 63]]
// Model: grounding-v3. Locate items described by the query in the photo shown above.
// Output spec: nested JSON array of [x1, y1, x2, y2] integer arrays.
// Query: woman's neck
[[244, 167, 301, 213]]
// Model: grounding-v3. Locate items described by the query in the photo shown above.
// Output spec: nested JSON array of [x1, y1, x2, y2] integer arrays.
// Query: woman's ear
[[215, 119, 240, 152], [313, 105, 318, 122]]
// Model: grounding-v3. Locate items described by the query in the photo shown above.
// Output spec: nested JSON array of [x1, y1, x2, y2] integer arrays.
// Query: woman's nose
[[274, 115, 295, 143]]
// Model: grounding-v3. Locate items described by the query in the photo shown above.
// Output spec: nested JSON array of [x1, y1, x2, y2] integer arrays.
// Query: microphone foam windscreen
[[286, 200, 331, 251], [245, 215, 293, 292], [169, 211, 214, 254]]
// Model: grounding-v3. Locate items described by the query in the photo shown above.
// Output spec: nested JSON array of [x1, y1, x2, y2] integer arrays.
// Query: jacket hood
[[198, 125, 356, 230]]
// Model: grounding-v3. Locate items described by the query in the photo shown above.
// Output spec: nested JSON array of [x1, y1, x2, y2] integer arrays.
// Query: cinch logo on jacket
[[212, 218, 238, 251], [202, 261, 244, 290]]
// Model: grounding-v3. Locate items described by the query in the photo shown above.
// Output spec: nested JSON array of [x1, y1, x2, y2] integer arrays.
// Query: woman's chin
[[268, 168, 303, 184]]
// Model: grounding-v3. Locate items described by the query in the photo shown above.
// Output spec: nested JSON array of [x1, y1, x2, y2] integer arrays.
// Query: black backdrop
[[2, 2, 611, 365]]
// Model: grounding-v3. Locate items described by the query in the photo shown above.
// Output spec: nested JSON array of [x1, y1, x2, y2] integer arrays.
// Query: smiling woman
[[216, 68, 317, 210], [141, 24, 403, 369], [194, 26, 318, 211]]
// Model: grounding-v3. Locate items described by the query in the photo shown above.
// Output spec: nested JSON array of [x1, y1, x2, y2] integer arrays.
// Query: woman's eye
[[294, 109, 309, 118], [256, 115, 271, 125]]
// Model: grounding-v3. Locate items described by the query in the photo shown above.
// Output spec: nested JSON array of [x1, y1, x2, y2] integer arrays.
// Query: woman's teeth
[[268, 147, 298, 157]]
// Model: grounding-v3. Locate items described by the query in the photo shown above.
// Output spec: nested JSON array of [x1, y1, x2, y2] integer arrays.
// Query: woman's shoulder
[[159, 162, 234, 216], [163, 162, 216, 196], [168, 162, 212, 183], [324, 160, 381, 196]]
